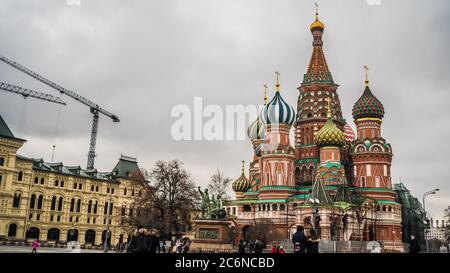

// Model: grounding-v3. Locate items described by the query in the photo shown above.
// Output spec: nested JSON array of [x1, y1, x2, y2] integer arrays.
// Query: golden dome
[[232, 161, 251, 193], [310, 15, 325, 31], [314, 99, 345, 147]]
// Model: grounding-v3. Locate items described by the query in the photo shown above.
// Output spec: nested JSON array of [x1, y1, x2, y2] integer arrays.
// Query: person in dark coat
[[292, 225, 307, 253], [238, 239, 246, 253], [149, 230, 160, 253], [254, 238, 264, 253], [306, 229, 320, 253], [130, 226, 150, 253], [408, 235, 421, 253]]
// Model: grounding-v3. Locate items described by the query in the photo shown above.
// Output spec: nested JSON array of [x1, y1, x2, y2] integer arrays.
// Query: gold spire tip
[[241, 160, 245, 173], [364, 65, 369, 86], [275, 71, 280, 92], [315, 2, 319, 17], [263, 84, 268, 105]]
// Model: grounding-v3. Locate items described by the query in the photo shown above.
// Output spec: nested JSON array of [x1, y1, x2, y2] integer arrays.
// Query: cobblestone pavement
[[0, 245, 117, 253]]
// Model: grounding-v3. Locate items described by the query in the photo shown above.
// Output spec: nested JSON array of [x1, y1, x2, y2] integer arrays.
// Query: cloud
[[0, 0, 449, 219]]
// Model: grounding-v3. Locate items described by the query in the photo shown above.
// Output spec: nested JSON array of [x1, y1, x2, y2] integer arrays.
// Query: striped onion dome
[[314, 114, 345, 147], [247, 117, 265, 141], [343, 123, 356, 144], [232, 164, 250, 193], [260, 91, 295, 126], [352, 86, 385, 120]]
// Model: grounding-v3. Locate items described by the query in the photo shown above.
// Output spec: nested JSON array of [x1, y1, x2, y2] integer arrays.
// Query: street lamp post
[[423, 188, 439, 253]]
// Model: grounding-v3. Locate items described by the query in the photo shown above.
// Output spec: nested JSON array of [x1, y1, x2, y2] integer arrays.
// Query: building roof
[[110, 155, 140, 178], [0, 114, 15, 138]]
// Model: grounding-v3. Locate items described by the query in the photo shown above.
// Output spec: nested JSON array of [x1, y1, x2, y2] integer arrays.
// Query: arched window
[[37, 194, 43, 209], [18, 172, 23, 182], [76, 199, 81, 213], [243, 205, 251, 212], [94, 201, 98, 214], [272, 204, 278, 211], [124, 188, 127, 196], [104, 202, 108, 215], [280, 204, 286, 211], [121, 205, 126, 216], [55, 180, 59, 187], [26, 227, 40, 239], [0, 157, 4, 166], [109, 202, 113, 215], [85, 229, 96, 244], [13, 193, 21, 208], [70, 198, 75, 212], [29, 194, 36, 209], [131, 189, 135, 196], [88, 200, 92, 214], [47, 228, 60, 241], [58, 197, 63, 211], [8, 224, 17, 237], [50, 196, 56, 211]]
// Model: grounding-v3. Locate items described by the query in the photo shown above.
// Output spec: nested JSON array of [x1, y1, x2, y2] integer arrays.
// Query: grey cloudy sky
[[0, 0, 449, 219]]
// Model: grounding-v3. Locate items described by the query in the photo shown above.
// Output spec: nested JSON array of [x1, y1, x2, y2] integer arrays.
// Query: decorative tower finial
[[263, 84, 268, 105], [241, 160, 245, 173], [326, 97, 332, 118], [364, 65, 369, 86], [275, 71, 280, 92], [315, 2, 319, 17]]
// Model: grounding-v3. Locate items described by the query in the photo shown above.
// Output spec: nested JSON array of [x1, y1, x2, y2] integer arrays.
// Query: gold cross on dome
[[315, 2, 319, 16], [364, 65, 369, 86], [241, 160, 245, 172], [275, 71, 280, 91], [263, 84, 268, 105]]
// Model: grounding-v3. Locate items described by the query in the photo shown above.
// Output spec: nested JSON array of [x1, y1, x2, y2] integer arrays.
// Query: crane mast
[[0, 54, 120, 170]]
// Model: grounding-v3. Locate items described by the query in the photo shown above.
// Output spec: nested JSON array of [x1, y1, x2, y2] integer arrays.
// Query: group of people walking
[[127, 226, 160, 253], [238, 237, 264, 253]]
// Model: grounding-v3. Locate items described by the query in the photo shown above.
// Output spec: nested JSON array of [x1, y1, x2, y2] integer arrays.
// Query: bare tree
[[126, 160, 199, 240], [207, 168, 232, 200], [444, 206, 450, 244]]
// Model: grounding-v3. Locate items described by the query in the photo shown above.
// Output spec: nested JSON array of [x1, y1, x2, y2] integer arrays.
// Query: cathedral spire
[[263, 84, 268, 105], [364, 65, 369, 87], [275, 71, 280, 92]]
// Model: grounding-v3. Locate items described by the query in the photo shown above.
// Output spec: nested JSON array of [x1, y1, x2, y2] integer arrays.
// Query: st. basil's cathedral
[[224, 10, 403, 250]]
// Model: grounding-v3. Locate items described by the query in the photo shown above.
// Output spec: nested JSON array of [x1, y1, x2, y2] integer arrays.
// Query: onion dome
[[247, 117, 265, 141], [352, 67, 385, 120], [343, 123, 356, 144], [314, 99, 345, 147], [310, 4, 325, 31], [260, 72, 295, 126], [232, 161, 250, 193]]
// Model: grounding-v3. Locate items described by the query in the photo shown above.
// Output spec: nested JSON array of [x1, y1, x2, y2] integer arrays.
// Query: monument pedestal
[[190, 219, 234, 251]]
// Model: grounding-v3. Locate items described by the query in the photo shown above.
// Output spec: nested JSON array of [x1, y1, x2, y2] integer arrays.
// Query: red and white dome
[[343, 123, 356, 143]]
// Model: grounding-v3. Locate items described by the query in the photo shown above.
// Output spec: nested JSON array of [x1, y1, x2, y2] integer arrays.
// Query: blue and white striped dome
[[247, 118, 265, 141], [260, 91, 295, 126]]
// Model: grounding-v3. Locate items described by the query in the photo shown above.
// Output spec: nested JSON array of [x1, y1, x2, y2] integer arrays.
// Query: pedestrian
[[306, 229, 320, 253], [439, 244, 448, 253], [238, 239, 246, 253], [278, 246, 286, 254], [292, 225, 307, 253], [175, 237, 183, 253], [271, 244, 278, 253], [254, 237, 263, 253], [247, 240, 254, 253], [408, 235, 421, 253], [31, 239, 38, 253], [130, 225, 151, 253], [149, 230, 160, 253]]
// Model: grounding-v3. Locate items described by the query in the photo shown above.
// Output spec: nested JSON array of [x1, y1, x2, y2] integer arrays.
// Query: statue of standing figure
[[198, 186, 211, 217]]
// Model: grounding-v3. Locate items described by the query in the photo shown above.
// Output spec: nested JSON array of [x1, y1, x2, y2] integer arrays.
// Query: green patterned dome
[[352, 86, 385, 120], [232, 162, 250, 192], [314, 115, 345, 147]]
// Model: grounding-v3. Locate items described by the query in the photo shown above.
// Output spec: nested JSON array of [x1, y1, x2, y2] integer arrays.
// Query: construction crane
[[0, 54, 120, 170], [0, 82, 66, 105]]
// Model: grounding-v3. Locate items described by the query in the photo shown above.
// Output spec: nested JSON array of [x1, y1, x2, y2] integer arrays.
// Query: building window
[[88, 200, 92, 214], [70, 198, 75, 212], [131, 189, 135, 196], [40, 178, 44, 185], [74, 183, 77, 189], [103, 219, 106, 225], [76, 217, 79, 223], [109, 203, 113, 215], [96, 186, 99, 192], [124, 188, 127, 196], [29, 194, 36, 209], [58, 197, 63, 211], [91, 185, 94, 191], [111, 188, 115, 194], [107, 188, 110, 194], [55, 180, 59, 187], [34, 177, 38, 184], [13, 193, 21, 208], [37, 195, 43, 209], [104, 202, 108, 215], [60, 181, 64, 187], [70, 216, 73, 222], [36, 214, 40, 221], [18, 172, 23, 182], [121, 206, 126, 216], [129, 208, 133, 217], [50, 215, 54, 222], [29, 214, 33, 220], [93, 218, 96, 224], [94, 201, 98, 214], [0, 157, 4, 166], [57, 216, 61, 222], [76, 199, 81, 213], [51, 196, 56, 210], [79, 184, 82, 190], [87, 217, 90, 224]]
